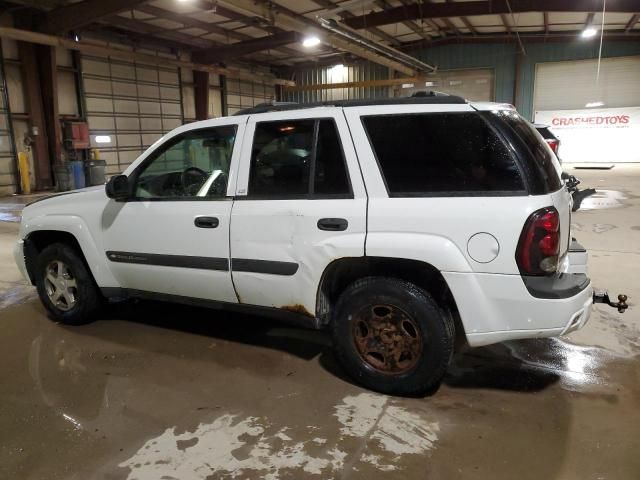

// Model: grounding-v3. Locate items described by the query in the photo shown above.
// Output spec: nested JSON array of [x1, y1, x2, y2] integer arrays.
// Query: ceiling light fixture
[[302, 36, 321, 48], [581, 27, 597, 38]]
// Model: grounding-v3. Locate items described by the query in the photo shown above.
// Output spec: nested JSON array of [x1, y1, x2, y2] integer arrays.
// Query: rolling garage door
[[225, 77, 275, 116], [82, 55, 183, 175], [400, 68, 494, 102], [534, 56, 640, 163]]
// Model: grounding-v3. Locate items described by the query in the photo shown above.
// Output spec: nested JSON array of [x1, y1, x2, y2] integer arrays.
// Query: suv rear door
[[229, 107, 366, 315]]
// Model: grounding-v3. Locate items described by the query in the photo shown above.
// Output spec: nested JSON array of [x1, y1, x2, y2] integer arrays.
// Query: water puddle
[[578, 190, 626, 211], [120, 393, 439, 479]]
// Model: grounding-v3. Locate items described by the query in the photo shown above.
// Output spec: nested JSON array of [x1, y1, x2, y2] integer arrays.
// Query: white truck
[[14, 94, 627, 395]]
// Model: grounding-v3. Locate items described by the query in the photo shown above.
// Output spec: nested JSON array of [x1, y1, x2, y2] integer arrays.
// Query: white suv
[[14, 95, 625, 395]]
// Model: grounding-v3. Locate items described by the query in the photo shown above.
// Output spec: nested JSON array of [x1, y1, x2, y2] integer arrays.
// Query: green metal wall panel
[[284, 41, 640, 121], [412, 43, 518, 105]]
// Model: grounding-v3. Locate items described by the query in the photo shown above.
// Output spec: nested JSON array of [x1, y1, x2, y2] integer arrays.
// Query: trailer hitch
[[593, 292, 629, 313]]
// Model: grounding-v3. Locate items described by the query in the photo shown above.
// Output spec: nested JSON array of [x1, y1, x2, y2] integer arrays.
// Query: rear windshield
[[362, 112, 525, 196], [496, 112, 562, 191]]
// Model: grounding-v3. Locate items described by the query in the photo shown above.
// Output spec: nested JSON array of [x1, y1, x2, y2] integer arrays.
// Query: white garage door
[[82, 55, 183, 175], [401, 68, 494, 102], [534, 56, 640, 163], [225, 77, 275, 116]]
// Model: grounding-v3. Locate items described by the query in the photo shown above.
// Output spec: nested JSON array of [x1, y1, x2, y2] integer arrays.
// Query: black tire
[[331, 277, 454, 396], [35, 243, 102, 325]]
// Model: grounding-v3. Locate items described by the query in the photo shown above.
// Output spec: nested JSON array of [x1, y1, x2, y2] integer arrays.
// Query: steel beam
[[625, 13, 640, 31], [342, 0, 640, 29], [0, 27, 295, 86], [17, 41, 52, 189], [218, 0, 417, 75], [39, 0, 150, 34], [36, 44, 62, 168], [192, 31, 300, 64], [193, 70, 209, 121], [98, 16, 216, 50]]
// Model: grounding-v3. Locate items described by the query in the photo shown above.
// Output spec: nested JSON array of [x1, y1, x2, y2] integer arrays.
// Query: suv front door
[[101, 119, 244, 302], [230, 108, 367, 316]]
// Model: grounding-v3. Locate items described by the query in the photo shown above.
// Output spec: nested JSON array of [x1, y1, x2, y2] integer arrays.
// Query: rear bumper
[[443, 270, 593, 347]]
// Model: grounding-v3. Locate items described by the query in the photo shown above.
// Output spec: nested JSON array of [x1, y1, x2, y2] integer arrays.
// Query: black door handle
[[317, 218, 348, 231], [194, 216, 219, 228]]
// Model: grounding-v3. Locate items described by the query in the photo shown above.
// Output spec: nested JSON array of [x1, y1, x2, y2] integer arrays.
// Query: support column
[[193, 70, 209, 121], [18, 41, 52, 189], [37, 45, 63, 167]]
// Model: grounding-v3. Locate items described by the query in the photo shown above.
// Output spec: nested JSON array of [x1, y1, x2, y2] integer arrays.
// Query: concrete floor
[[1, 167, 639, 480]]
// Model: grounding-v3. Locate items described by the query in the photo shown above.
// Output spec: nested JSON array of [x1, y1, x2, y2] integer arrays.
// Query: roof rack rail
[[233, 91, 466, 116]]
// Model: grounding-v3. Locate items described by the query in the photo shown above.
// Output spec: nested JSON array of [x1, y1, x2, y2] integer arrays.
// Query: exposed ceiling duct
[[217, 0, 420, 76], [318, 17, 437, 73]]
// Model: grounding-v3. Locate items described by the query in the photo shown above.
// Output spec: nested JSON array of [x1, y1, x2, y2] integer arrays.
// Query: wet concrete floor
[[1, 167, 639, 479]]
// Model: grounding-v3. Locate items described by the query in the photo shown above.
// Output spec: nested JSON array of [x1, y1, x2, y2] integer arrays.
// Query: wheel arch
[[25, 230, 89, 285], [316, 256, 465, 342], [21, 217, 118, 288]]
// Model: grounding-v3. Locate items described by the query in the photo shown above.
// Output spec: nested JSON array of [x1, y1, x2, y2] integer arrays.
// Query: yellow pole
[[18, 152, 31, 195]]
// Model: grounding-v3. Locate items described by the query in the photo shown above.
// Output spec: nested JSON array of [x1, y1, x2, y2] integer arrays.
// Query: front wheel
[[331, 277, 454, 396], [35, 243, 102, 325]]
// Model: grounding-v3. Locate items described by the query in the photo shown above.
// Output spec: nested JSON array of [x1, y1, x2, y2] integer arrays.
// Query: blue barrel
[[70, 161, 85, 189]]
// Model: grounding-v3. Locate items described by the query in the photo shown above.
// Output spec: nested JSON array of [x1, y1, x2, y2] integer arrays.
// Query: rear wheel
[[35, 243, 102, 325], [331, 277, 454, 396]]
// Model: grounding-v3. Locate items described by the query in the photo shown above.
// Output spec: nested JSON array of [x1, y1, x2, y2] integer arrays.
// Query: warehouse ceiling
[[2, 0, 640, 73]]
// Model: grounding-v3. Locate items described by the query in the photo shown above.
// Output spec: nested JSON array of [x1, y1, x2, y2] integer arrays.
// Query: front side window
[[134, 125, 237, 199], [248, 119, 351, 198], [362, 112, 525, 196]]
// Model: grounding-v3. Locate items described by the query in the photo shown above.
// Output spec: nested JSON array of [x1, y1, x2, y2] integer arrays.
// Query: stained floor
[[1, 166, 639, 480]]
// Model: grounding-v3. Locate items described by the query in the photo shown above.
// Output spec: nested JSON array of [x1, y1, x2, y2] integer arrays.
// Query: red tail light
[[545, 139, 559, 154], [516, 207, 560, 276]]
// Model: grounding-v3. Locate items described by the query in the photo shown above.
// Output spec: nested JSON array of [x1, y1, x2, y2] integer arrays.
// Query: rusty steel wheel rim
[[352, 304, 423, 374]]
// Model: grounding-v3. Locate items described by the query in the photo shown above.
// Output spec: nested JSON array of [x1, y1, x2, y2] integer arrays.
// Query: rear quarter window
[[362, 112, 525, 196], [495, 112, 562, 192]]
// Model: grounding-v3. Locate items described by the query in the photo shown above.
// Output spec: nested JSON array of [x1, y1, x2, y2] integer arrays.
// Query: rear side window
[[536, 126, 555, 140], [362, 112, 524, 196], [495, 112, 562, 192], [248, 119, 351, 198]]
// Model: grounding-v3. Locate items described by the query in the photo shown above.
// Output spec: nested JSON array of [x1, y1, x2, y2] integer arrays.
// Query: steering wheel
[[181, 166, 208, 196]]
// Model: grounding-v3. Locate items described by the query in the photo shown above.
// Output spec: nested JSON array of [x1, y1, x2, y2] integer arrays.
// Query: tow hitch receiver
[[593, 292, 629, 313]]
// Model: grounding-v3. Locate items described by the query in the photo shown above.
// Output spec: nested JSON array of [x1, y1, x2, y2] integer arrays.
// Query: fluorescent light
[[581, 27, 597, 38], [585, 101, 604, 108], [95, 135, 112, 144], [401, 83, 415, 89], [302, 36, 320, 47]]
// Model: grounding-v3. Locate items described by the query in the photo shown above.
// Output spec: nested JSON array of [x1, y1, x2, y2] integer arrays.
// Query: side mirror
[[105, 175, 130, 201]]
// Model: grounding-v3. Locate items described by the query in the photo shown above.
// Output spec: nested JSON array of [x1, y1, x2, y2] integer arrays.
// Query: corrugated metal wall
[[412, 43, 517, 105], [284, 41, 640, 121], [283, 62, 390, 103]]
